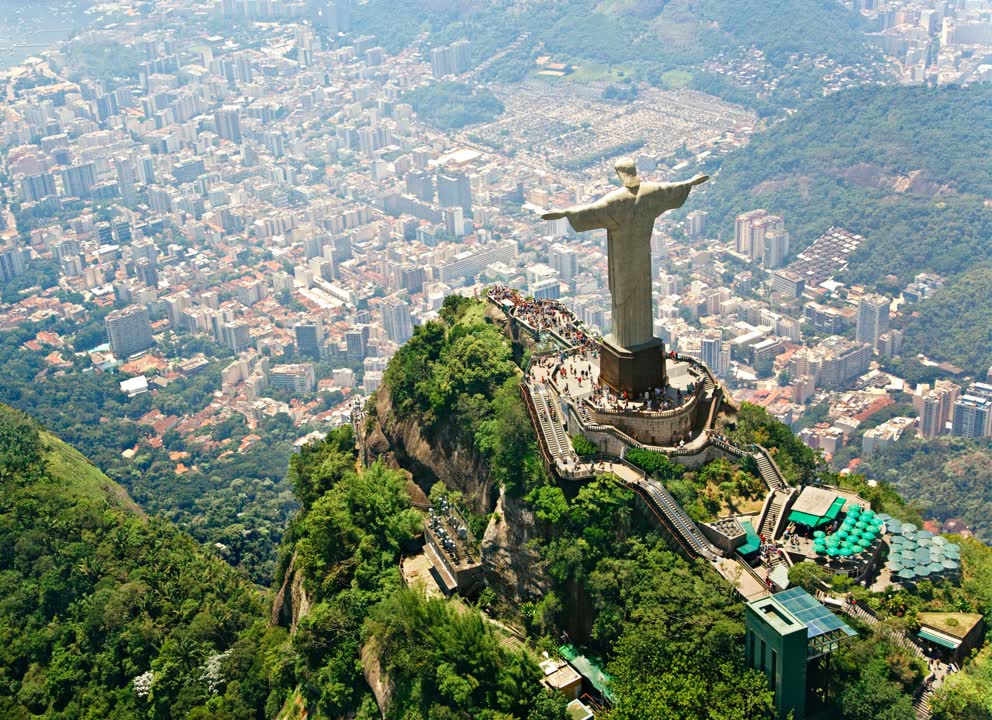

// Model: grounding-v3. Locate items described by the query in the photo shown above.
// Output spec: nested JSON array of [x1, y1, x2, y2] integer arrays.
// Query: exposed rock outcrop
[[270, 551, 312, 633], [365, 384, 496, 515], [481, 490, 549, 605]]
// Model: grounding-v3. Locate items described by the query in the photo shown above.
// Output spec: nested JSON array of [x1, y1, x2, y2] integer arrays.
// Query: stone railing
[[582, 386, 702, 420]]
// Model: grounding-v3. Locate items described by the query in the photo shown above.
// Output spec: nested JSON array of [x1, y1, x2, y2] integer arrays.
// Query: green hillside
[[352, 0, 877, 103], [699, 83, 992, 371], [0, 404, 281, 719]]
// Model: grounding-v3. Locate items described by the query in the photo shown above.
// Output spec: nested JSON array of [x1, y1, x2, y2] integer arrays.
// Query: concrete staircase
[[753, 448, 787, 491], [530, 385, 575, 466], [914, 686, 934, 720], [759, 490, 787, 541]]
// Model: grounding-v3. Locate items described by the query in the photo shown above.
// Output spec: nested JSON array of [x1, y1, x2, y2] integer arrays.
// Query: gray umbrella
[[898, 568, 917, 580]]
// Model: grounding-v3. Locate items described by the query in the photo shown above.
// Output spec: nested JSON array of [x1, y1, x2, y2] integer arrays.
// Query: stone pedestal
[[599, 335, 666, 396]]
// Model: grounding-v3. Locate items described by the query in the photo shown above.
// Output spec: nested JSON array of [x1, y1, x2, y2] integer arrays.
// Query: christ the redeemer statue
[[543, 158, 707, 393]]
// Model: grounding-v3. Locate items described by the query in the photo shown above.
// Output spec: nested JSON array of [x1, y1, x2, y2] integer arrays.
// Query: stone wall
[[589, 401, 696, 446]]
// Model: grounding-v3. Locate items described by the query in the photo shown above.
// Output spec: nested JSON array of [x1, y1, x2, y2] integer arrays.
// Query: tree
[[788, 561, 831, 594]]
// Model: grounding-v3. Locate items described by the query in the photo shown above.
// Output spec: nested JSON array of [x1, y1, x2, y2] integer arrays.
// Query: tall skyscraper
[[106, 305, 155, 359], [700, 332, 729, 378], [224, 321, 252, 354], [381, 295, 414, 345], [735, 209, 785, 264], [437, 171, 472, 213], [60, 163, 97, 198], [686, 210, 708, 240], [214, 106, 242, 143], [0, 247, 28, 283], [918, 380, 961, 439], [856, 294, 890, 349], [762, 228, 790, 269], [951, 394, 992, 438], [115, 157, 137, 204], [550, 243, 579, 283], [19, 172, 57, 202], [294, 322, 324, 360]]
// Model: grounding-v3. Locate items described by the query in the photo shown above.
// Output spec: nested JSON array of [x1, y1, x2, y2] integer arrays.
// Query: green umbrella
[[827, 547, 840, 557], [847, 504, 862, 515], [813, 530, 826, 538], [839, 546, 855, 557], [858, 538, 872, 549], [814, 545, 826, 555], [837, 529, 849, 539], [862, 509, 876, 520], [855, 520, 867, 530]]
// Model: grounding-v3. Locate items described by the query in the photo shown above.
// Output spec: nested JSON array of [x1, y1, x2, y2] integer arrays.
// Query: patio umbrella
[[928, 562, 945, 573], [898, 568, 917, 580], [916, 566, 932, 577], [916, 549, 932, 562], [942, 559, 960, 570], [901, 550, 917, 561], [944, 549, 961, 560], [813, 530, 826, 538], [945, 543, 961, 553], [917, 530, 934, 540], [862, 509, 876, 520], [855, 520, 867, 530], [837, 529, 850, 539], [814, 545, 826, 555], [847, 504, 862, 514], [932, 536, 948, 546], [887, 520, 903, 533], [827, 547, 840, 558], [902, 523, 918, 534], [858, 538, 873, 550], [889, 535, 905, 545], [886, 561, 903, 572], [839, 546, 855, 557], [876, 513, 892, 522]]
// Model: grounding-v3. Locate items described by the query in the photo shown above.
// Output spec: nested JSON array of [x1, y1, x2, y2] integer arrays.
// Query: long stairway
[[914, 686, 934, 720], [753, 449, 787, 491], [624, 471, 720, 561], [530, 385, 575, 466], [759, 490, 786, 540]]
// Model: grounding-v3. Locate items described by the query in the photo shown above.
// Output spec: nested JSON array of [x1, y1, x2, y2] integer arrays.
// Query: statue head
[[615, 157, 640, 189]]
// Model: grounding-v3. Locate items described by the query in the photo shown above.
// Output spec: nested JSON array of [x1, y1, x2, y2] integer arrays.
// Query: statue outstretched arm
[[541, 198, 618, 232]]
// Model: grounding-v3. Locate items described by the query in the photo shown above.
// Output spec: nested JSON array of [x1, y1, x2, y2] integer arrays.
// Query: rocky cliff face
[[363, 374, 552, 606], [481, 490, 550, 605], [270, 551, 312, 633], [364, 383, 497, 515]]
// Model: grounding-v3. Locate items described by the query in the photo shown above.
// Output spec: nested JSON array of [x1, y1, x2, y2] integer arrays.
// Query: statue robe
[[565, 181, 692, 349]]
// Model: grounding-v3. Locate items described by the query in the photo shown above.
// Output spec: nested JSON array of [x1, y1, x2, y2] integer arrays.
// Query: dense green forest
[[0, 404, 279, 718], [858, 435, 992, 544], [899, 266, 992, 375], [352, 0, 878, 106], [0, 320, 299, 585], [404, 82, 505, 130]]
